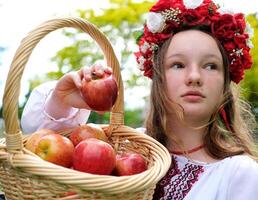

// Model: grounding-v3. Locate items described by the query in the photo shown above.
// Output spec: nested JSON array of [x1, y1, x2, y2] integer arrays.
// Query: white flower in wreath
[[246, 40, 254, 49], [138, 56, 146, 70], [217, 4, 234, 14], [244, 22, 254, 49], [140, 42, 151, 53], [146, 12, 165, 33], [245, 22, 254, 38], [183, 0, 203, 9]]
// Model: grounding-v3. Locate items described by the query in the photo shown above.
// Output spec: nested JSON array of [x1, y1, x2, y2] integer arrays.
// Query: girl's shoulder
[[222, 155, 258, 189], [223, 155, 258, 199], [226, 154, 258, 171], [213, 154, 258, 177]]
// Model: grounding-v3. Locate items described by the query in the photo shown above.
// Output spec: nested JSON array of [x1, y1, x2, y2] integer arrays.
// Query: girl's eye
[[205, 63, 218, 70], [171, 63, 184, 69]]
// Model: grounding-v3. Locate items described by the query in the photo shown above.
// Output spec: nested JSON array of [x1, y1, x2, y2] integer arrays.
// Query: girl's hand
[[45, 65, 112, 119]]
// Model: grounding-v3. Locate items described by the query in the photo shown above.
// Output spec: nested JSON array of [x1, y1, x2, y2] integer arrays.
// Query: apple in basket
[[59, 191, 77, 198], [73, 138, 116, 175], [114, 152, 148, 176], [35, 133, 74, 168], [81, 65, 118, 111], [25, 129, 56, 153], [69, 123, 108, 146]]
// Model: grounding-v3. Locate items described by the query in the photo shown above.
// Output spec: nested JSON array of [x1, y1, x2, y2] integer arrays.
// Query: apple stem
[[91, 69, 105, 80], [91, 72, 98, 80]]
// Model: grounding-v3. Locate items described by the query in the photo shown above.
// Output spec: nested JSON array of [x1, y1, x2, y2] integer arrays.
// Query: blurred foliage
[[87, 108, 144, 128], [241, 14, 258, 122], [241, 14, 258, 107], [47, 0, 154, 83]]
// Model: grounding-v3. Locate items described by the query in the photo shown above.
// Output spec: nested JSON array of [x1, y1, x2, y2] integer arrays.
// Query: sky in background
[[0, 0, 258, 108]]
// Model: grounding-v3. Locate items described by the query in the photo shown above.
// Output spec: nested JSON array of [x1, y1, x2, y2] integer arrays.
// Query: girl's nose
[[185, 66, 202, 86]]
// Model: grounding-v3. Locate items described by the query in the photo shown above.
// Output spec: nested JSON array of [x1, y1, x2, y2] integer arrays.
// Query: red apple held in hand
[[35, 134, 74, 168], [25, 129, 56, 153], [73, 138, 116, 175], [81, 65, 118, 111], [69, 123, 108, 146], [114, 152, 148, 176]]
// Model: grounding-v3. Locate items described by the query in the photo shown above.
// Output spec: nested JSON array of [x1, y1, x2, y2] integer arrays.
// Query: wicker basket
[[0, 17, 171, 200]]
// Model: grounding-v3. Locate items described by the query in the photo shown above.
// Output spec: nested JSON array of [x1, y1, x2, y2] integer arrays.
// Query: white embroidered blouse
[[153, 154, 258, 200], [21, 82, 258, 200]]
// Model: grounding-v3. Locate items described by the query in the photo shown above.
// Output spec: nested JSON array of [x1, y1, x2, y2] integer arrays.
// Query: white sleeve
[[136, 127, 146, 133], [21, 81, 90, 134], [227, 156, 258, 200]]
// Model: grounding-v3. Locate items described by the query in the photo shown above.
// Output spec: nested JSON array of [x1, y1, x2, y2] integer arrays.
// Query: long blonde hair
[[145, 30, 258, 160]]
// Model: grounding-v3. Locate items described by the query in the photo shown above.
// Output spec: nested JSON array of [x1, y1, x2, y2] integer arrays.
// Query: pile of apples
[[25, 124, 148, 176]]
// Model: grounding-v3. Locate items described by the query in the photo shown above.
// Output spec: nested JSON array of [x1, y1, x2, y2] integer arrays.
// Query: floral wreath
[[134, 0, 254, 83]]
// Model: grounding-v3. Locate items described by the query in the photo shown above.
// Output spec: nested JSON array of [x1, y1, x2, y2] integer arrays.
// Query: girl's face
[[164, 30, 224, 121]]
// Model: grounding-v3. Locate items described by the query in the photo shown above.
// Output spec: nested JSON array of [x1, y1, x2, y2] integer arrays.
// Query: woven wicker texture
[[0, 17, 171, 199]]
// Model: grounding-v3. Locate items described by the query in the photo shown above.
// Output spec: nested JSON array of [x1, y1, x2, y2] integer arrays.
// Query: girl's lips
[[181, 91, 205, 102], [181, 91, 205, 98]]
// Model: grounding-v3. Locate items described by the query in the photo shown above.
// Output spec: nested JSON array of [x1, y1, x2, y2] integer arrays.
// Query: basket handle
[[2, 17, 124, 152]]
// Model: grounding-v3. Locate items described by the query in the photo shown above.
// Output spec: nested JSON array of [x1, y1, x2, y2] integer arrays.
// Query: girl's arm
[[21, 81, 90, 133]]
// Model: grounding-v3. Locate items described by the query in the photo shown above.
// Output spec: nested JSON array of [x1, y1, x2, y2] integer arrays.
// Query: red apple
[[73, 138, 116, 175], [69, 123, 108, 146], [35, 134, 74, 168], [59, 191, 77, 197], [25, 129, 56, 153], [81, 65, 118, 111], [114, 152, 148, 176]]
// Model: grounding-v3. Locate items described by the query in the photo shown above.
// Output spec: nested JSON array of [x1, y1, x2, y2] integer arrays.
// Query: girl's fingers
[[78, 67, 91, 81], [93, 65, 112, 76], [70, 71, 82, 89], [104, 66, 112, 74], [79, 64, 112, 80], [82, 67, 91, 80], [94, 68, 104, 77]]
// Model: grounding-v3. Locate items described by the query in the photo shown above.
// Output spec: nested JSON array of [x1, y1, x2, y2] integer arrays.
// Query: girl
[[134, 0, 258, 199], [141, 28, 258, 200], [21, 0, 258, 199]]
